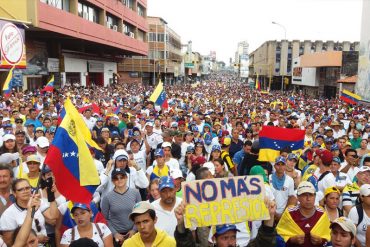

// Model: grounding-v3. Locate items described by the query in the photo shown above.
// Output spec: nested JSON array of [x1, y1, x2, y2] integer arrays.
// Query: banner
[[0, 21, 26, 69], [182, 176, 269, 228]]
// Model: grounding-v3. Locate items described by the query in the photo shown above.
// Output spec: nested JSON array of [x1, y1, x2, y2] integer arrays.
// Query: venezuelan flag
[[340, 89, 361, 105], [42, 75, 54, 92], [258, 126, 305, 162], [255, 74, 261, 91], [2, 67, 14, 98], [45, 98, 100, 204], [149, 80, 168, 107]]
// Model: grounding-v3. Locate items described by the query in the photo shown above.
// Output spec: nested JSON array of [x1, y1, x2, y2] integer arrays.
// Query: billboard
[[356, 0, 370, 101], [292, 57, 318, 87], [0, 21, 26, 69], [239, 54, 249, 78]]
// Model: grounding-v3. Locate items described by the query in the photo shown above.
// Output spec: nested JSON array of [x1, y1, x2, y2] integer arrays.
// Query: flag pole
[[31, 162, 47, 217]]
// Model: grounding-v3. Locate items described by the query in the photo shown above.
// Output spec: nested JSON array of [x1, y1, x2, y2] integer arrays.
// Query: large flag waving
[[45, 98, 100, 204], [2, 67, 14, 98], [41, 75, 55, 92], [258, 126, 305, 162], [149, 80, 168, 108], [255, 74, 261, 91]]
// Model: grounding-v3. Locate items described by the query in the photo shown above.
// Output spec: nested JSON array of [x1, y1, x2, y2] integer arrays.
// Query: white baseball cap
[[170, 169, 184, 179], [297, 181, 316, 195], [330, 217, 356, 236], [36, 136, 49, 148], [161, 142, 172, 149], [360, 184, 370, 197], [3, 134, 15, 142], [203, 162, 215, 176]]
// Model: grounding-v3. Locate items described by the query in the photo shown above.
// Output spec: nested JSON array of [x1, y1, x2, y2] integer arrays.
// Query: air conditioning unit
[[83, 12, 88, 19], [106, 23, 112, 29], [129, 32, 135, 38], [113, 25, 118, 31]]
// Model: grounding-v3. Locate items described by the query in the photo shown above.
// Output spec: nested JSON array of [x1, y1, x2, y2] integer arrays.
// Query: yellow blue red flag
[[258, 126, 305, 162], [2, 67, 14, 98], [45, 98, 100, 204], [41, 75, 55, 92], [149, 80, 168, 108]]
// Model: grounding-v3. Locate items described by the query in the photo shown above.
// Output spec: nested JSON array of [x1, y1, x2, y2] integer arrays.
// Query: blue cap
[[211, 144, 221, 152], [192, 126, 199, 132], [366, 123, 370, 128], [97, 118, 104, 122], [325, 137, 334, 144], [42, 165, 52, 174], [332, 157, 341, 164], [312, 142, 321, 148], [275, 156, 286, 164], [3, 124, 12, 128], [287, 153, 298, 161], [158, 176, 174, 191], [214, 224, 239, 236], [315, 134, 325, 140], [154, 148, 164, 157], [331, 144, 339, 151], [186, 146, 195, 153], [71, 203, 90, 213]]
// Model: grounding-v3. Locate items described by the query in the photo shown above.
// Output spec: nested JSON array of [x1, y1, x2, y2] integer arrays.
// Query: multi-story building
[[249, 40, 359, 91], [118, 16, 181, 84], [235, 41, 249, 79], [0, 0, 148, 89]]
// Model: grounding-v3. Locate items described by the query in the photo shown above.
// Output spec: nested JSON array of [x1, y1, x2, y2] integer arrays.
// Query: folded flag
[[149, 80, 168, 107], [45, 98, 100, 204], [340, 89, 361, 105], [41, 75, 54, 92], [2, 67, 14, 98], [258, 126, 305, 162]]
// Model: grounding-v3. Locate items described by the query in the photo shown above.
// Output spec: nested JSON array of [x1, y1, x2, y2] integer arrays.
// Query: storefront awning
[[337, 75, 357, 84], [300, 51, 342, 67]]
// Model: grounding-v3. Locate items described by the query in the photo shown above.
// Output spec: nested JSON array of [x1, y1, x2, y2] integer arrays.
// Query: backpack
[[355, 204, 364, 226], [71, 223, 103, 242]]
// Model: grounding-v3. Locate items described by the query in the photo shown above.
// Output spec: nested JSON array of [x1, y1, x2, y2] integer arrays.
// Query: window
[[137, 4, 146, 17], [42, 0, 70, 11], [78, 1, 99, 24], [123, 22, 135, 37], [106, 14, 119, 30]]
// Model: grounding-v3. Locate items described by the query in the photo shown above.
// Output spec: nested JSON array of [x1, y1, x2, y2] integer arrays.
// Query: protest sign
[[182, 175, 269, 228]]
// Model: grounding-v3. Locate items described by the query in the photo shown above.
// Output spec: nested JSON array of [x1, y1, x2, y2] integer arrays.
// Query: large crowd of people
[[0, 72, 368, 246]]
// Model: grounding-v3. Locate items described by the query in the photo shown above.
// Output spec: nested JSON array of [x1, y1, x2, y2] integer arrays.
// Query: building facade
[[118, 16, 182, 85], [249, 40, 360, 91], [0, 0, 148, 89]]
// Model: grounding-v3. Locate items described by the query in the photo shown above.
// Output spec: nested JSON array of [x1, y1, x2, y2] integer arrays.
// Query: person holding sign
[[174, 200, 277, 247]]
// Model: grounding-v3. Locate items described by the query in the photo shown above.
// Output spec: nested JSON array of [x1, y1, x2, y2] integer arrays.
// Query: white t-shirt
[[348, 206, 370, 247], [0, 203, 47, 237], [317, 172, 336, 195], [133, 149, 147, 172], [269, 174, 295, 215], [151, 197, 182, 237], [60, 223, 111, 247], [152, 158, 179, 171]]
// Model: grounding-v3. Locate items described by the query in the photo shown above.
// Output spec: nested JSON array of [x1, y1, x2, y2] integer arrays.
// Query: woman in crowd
[[147, 178, 160, 202], [213, 158, 233, 178], [60, 203, 112, 247], [101, 168, 141, 247], [0, 179, 58, 246], [322, 186, 343, 222]]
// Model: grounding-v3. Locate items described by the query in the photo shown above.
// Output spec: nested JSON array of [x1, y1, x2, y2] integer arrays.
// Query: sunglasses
[[15, 121, 22, 124], [113, 175, 127, 181], [16, 186, 31, 192]]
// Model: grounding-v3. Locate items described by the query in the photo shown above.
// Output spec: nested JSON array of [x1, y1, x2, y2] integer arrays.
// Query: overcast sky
[[147, 0, 363, 64]]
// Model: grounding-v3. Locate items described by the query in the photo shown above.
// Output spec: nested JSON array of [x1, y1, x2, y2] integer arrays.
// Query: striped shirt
[[101, 188, 141, 235], [342, 182, 360, 207]]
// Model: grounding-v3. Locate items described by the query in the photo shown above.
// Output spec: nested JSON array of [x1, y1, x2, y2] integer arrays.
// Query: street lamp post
[[272, 21, 287, 92]]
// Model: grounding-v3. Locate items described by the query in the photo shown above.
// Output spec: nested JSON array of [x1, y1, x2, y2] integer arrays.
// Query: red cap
[[191, 156, 207, 166], [315, 149, 333, 166]]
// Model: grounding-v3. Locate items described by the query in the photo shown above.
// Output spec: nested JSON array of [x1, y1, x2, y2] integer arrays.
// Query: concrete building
[[118, 16, 181, 85], [0, 0, 148, 89], [249, 40, 359, 91], [234, 41, 249, 79]]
